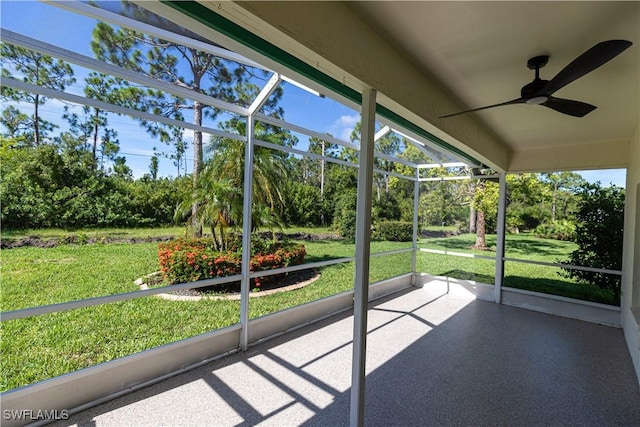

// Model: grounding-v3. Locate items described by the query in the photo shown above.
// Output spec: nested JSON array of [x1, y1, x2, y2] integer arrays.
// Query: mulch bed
[[1, 235, 175, 249], [2, 232, 342, 250], [177, 269, 318, 296], [140, 268, 320, 301]]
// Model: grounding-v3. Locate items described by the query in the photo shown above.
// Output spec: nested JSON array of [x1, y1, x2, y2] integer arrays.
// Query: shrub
[[158, 237, 306, 289], [372, 221, 413, 242], [332, 190, 357, 240], [562, 183, 624, 303], [533, 220, 576, 241]]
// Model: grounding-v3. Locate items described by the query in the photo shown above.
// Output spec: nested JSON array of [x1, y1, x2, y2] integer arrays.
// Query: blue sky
[[0, 1, 627, 187]]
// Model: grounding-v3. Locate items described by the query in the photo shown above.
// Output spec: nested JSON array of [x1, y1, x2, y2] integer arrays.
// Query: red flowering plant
[[158, 237, 306, 291], [249, 244, 307, 288]]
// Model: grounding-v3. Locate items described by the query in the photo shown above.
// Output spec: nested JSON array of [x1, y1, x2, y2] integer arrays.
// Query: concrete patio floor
[[52, 284, 640, 426]]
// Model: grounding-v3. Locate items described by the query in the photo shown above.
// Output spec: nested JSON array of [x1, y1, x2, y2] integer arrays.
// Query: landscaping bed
[[158, 237, 307, 290]]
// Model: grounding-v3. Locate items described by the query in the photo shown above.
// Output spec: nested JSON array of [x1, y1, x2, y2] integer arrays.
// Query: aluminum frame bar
[[378, 126, 437, 165], [253, 138, 358, 169], [249, 73, 281, 114], [256, 114, 417, 169], [2, 274, 242, 321], [412, 168, 420, 282], [240, 68, 285, 348], [419, 176, 472, 182], [389, 125, 479, 168], [494, 172, 508, 303], [281, 75, 323, 97], [419, 247, 497, 261], [372, 168, 415, 181], [503, 257, 623, 275], [255, 137, 415, 181], [1, 77, 245, 142], [249, 257, 355, 279], [374, 125, 391, 141], [419, 162, 469, 169], [373, 151, 417, 169], [240, 115, 256, 350], [350, 88, 376, 427], [255, 112, 360, 151], [370, 248, 413, 258]]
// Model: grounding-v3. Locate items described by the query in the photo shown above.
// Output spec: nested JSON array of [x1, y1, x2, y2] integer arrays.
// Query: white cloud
[[182, 128, 194, 142], [327, 114, 359, 142]]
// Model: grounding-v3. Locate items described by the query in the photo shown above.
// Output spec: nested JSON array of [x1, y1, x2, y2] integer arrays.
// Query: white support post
[[239, 72, 281, 350], [249, 73, 281, 114], [494, 172, 507, 303], [240, 116, 255, 350], [412, 167, 420, 284], [350, 88, 376, 427], [374, 125, 391, 142]]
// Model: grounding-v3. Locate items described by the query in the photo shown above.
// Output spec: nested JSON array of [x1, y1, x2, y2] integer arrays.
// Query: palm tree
[[207, 119, 290, 233], [174, 163, 239, 251]]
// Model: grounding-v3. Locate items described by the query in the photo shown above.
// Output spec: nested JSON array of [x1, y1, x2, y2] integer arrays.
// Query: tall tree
[[91, 16, 279, 233], [542, 172, 585, 221], [349, 122, 403, 201], [170, 138, 187, 177], [563, 183, 624, 303], [90, 11, 288, 232], [1, 43, 75, 145], [0, 105, 31, 146], [149, 155, 159, 180], [63, 100, 120, 172], [307, 135, 339, 196], [83, 72, 123, 168], [506, 173, 550, 231], [112, 156, 132, 180], [472, 179, 499, 249]]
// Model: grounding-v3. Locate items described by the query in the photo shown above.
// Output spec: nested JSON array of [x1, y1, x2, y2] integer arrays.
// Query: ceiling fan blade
[[439, 98, 525, 118], [542, 40, 632, 95], [542, 96, 597, 117]]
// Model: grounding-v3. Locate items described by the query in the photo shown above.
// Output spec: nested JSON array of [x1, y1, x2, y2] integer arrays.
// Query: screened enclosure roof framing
[[2, 0, 484, 175]]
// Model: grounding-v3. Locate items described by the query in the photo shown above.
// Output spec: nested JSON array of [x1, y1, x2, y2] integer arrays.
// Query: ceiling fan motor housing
[[521, 79, 550, 103], [522, 55, 550, 103]]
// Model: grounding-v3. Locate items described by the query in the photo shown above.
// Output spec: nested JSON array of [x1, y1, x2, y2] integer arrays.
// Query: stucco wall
[[622, 123, 640, 385]]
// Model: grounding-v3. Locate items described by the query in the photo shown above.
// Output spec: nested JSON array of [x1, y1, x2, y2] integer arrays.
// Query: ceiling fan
[[439, 40, 632, 119]]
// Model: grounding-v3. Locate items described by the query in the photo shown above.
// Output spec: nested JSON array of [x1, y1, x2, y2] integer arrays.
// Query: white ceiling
[[348, 1, 640, 153]]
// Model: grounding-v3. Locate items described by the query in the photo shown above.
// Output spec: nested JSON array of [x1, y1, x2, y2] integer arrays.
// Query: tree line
[[0, 24, 615, 238]]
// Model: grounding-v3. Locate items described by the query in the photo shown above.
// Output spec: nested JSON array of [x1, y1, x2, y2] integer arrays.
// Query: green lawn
[[3, 244, 159, 310], [1, 235, 412, 391], [418, 232, 616, 305], [0, 228, 616, 391]]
